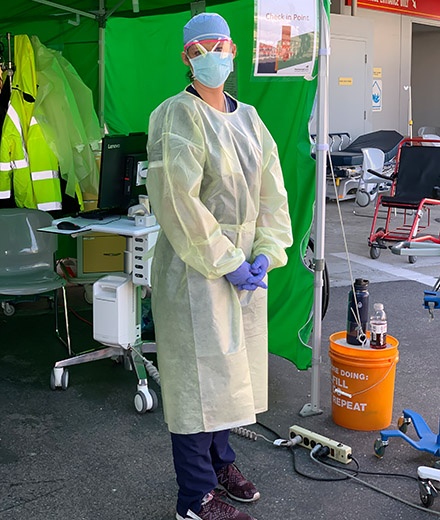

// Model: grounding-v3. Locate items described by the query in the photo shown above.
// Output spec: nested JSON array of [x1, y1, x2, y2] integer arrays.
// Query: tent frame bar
[[31, 0, 126, 129], [32, 0, 97, 20], [299, 0, 329, 417]]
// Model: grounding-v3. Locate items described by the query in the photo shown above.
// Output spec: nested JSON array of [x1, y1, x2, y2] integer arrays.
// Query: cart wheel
[[375, 226, 386, 245], [50, 369, 57, 390], [355, 189, 370, 208], [134, 388, 158, 414], [84, 285, 93, 304], [397, 415, 411, 433], [370, 246, 381, 260], [50, 367, 68, 390], [2, 302, 15, 317], [420, 490, 435, 508], [61, 369, 69, 390], [374, 438, 387, 458], [408, 255, 417, 264], [148, 388, 158, 411]]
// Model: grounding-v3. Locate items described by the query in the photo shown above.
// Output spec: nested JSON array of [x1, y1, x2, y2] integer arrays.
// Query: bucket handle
[[333, 358, 397, 399]]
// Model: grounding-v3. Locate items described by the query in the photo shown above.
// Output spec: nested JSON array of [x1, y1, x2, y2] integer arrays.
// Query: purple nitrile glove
[[225, 261, 268, 291], [225, 261, 253, 287], [237, 254, 270, 291], [250, 254, 269, 277], [237, 279, 267, 291]]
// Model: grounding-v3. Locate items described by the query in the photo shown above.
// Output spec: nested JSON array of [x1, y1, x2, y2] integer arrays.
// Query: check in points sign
[[254, 0, 318, 77]]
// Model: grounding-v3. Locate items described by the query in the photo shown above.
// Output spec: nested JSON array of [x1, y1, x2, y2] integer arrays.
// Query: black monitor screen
[[98, 133, 148, 211]]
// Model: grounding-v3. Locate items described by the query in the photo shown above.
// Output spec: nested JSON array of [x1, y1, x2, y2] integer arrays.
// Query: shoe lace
[[204, 492, 239, 519], [213, 489, 228, 499], [218, 464, 247, 488]]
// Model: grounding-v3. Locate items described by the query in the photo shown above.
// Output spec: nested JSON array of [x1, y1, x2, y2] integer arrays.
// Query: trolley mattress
[[330, 130, 404, 167]]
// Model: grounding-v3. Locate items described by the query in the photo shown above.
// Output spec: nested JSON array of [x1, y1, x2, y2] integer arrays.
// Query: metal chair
[[0, 208, 71, 355], [368, 138, 440, 263]]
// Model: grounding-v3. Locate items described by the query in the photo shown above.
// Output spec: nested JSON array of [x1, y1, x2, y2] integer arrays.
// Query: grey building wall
[[329, 6, 440, 139]]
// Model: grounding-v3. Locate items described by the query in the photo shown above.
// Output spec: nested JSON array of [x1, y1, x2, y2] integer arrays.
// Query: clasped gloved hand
[[239, 254, 269, 291], [225, 261, 267, 291], [250, 254, 269, 278]]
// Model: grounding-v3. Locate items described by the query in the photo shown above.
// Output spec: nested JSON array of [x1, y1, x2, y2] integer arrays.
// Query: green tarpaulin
[[0, 0, 328, 369]]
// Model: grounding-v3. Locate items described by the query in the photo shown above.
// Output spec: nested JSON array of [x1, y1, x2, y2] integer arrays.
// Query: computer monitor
[[97, 133, 148, 211]]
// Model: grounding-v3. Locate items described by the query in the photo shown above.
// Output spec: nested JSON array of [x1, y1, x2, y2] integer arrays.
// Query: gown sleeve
[[146, 99, 245, 279], [251, 118, 293, 270]]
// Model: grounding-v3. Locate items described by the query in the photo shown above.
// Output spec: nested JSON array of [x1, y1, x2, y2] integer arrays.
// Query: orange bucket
[[329, 331, 399, 431]]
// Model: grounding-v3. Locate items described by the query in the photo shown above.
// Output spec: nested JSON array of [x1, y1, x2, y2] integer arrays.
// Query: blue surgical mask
[[189, 51, 234, 88]]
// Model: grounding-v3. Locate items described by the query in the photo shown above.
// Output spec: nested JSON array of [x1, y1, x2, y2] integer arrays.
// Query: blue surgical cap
[[183, 13, 230, 46]]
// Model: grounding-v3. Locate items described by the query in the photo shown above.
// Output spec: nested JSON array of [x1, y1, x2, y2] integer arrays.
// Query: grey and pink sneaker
[[216, 464, 260, 503], [176, 491, 257, 520]]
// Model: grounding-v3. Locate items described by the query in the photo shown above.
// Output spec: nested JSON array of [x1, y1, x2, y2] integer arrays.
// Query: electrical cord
[[256, 421, 285, 440], [310, 447, 440, 516], [231, 427, 274, 443], [66, 305, 92, 327], [235, 423, 421, 485], [231, 422, 291, 445], [320, 454, 419, 482], [235, 422, 357, 482], [290, 445, 356, 482], [328, 158, 363, 326], [129, 345, 161, 386]]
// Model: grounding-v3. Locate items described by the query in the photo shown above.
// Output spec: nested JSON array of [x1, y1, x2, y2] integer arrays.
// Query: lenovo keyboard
[[76, 207, 122, 220]]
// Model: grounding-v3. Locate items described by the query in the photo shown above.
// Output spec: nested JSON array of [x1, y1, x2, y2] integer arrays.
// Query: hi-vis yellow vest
[[0, 35, 61, 210]]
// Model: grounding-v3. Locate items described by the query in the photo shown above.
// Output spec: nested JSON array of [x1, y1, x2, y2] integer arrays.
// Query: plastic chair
[[355, 148, 387, 207], [418, 126, 440, 137], [0, 208, 71, 354], [420, 134, 440, 147]]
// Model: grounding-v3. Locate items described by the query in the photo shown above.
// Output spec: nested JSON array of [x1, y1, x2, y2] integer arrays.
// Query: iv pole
[[403, 85, 413, 138], [300, 0, 329, 417]]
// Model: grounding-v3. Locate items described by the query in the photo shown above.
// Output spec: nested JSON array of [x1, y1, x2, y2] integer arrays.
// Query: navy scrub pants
[[171, 429, 236, 517]]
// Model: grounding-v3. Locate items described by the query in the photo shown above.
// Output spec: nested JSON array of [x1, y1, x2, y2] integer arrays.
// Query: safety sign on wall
[[372, 80, 382, 112], [254, 0, 318, 77]]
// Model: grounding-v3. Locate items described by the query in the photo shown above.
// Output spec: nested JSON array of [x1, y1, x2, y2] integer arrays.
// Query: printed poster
[[254, 0, 318, 77]]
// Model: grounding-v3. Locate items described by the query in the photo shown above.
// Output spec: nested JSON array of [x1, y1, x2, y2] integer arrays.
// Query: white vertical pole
[[300, 0, 329, 417], [351, 0, 358, 16], [405, 85, 413, 138]]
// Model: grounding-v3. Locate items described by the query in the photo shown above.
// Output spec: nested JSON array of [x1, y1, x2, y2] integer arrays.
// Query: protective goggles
[[184, 38, 233, 60]]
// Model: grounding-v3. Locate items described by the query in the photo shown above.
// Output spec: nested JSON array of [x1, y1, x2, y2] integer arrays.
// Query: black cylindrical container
[[346, 278, 369, 345]]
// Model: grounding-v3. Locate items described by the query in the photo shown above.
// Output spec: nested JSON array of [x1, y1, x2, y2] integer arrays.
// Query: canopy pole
[[98, 20, 105, 130], [98, 0, 125, 130], [31, 0, 106, 128], [32, 0, 95, 19], [299, 0, 329, 417]]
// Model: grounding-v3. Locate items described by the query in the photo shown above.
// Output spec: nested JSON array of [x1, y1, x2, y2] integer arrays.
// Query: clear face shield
[[184, 38, 234, 60]]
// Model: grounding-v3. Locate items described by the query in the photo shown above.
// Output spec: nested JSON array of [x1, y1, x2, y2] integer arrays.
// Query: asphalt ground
[[1, 197, 440, 520]]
